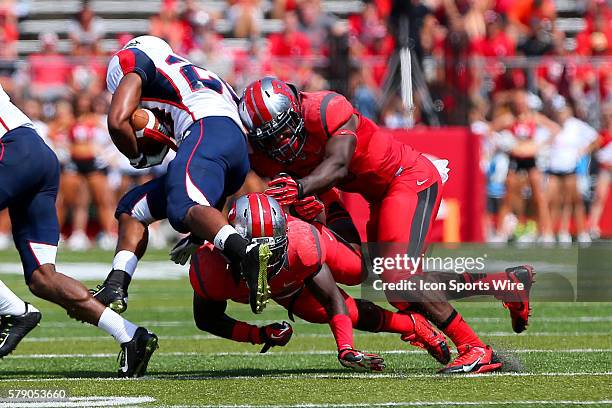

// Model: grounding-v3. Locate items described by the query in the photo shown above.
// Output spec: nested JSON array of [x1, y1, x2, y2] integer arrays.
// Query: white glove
[[169, 235, 204, 265]]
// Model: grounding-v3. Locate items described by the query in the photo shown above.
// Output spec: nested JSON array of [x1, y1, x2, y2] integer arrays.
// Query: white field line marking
[[8, 348, 612, 359], [37, 315, 612, 328], [22, 331, 612, 343], [0, 396, 154, 407], [1, 372, 612, 383], [165, 401, 612, 408]]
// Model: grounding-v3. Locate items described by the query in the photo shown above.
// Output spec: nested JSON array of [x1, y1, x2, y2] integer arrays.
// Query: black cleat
[[90, 270, 130, 314], [0, 303, 42, 358], [117, 327, 158, 378], [240, 243, 271, 314]]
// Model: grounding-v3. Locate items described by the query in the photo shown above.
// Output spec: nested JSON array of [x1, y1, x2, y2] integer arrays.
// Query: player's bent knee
[[167, 202, 193, 233], [27, 264, 58, 296], [116, 196, 154, 226]]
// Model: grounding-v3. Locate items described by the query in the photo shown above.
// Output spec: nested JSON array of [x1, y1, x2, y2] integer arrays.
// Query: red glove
[[291, 196, 324, 221], [265, 173, 303, 206], [260, 321, 293, 352]]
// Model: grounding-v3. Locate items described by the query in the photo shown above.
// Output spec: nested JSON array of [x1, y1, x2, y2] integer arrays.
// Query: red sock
[[329, 314, 354, 351], [442, 312, 484, 348], [380, 310, 415, 334]]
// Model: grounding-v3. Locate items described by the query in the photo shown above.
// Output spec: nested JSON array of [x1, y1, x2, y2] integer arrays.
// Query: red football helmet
[[228, 193, 288, 279], [239, 77, 306, 164]]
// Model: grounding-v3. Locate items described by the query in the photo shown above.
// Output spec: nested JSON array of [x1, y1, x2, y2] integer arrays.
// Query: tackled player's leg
[[91, 175, 168, 313]]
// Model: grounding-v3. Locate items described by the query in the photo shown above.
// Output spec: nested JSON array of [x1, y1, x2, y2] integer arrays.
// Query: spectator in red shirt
[[149, 0, 189, 52], [576, 13, 612, 56], [507, 0, 556, 36], [28, 32, 71, 100], [0, 7, 18, 58], [268, 10, 312, 58]]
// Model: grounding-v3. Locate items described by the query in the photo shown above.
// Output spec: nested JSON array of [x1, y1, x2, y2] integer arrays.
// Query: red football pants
[[366, 155, 443, 310], [315, 223, 364, 286]]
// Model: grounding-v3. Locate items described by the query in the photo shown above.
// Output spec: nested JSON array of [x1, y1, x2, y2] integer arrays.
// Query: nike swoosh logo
[[283, 281, 296, 288], [416, 179, 429, 186], [270, 327, 289, 340], [462, 356, 482, 372], [121, 349, 129, 372]]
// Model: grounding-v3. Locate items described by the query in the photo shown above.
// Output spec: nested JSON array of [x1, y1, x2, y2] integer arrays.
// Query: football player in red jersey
[[239, 77, 535, 374], [189, 193, 452, 370]]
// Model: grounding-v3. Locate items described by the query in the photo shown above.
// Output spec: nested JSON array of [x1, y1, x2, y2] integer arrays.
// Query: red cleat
[[500, 265, 536, 334], [401, 312, 451, 365], [438, 344, 502, 374]]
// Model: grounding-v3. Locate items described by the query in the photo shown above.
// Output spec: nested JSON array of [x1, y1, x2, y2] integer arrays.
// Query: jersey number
[[180, 65, 223, 94]]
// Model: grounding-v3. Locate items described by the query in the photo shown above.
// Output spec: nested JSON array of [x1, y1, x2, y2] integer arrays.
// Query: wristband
[[231, 321, 262, 344]]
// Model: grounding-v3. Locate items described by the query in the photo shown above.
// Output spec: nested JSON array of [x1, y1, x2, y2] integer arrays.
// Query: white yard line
[[1, 372, 611, 383], [36, 315, 612, 329], [0, 396, 155, 407], [21, 331, 612, 343], [165, 401, 612, 408], [8, 348, 612, 360]]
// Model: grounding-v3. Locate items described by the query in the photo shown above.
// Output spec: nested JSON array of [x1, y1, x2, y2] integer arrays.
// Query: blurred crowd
[[0, 0, 610, 247]]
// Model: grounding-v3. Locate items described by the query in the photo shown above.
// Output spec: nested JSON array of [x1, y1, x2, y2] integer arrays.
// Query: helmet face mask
[[228, 193, 289, 281], [240, 77, 306, 164], [251, 109, 306, 164], [251, 235, 288, 279]]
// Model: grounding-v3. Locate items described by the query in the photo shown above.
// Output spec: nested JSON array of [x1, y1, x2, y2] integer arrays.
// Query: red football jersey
[[250, 91, 422, 202], [189, 218, 327, 303]]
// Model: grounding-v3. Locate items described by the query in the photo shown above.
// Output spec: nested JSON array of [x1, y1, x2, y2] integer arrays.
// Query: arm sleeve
[[106, 48, 156, 93], [289, 220, 327, 273], [193, 295, 263, 344], [321, 93, 356, 138]]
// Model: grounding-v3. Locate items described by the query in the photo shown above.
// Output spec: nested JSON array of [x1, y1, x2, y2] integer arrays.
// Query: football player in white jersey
[[0, 85, 158, 377], [92, 36, 271, 315]]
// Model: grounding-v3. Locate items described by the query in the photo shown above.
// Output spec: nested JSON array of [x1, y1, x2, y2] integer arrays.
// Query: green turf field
[[0, 249, 611, 407]]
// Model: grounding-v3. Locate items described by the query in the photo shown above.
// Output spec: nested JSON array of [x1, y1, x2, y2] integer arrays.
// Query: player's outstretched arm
[[108, 73, 143, 161], [192, 294, 292, 348]]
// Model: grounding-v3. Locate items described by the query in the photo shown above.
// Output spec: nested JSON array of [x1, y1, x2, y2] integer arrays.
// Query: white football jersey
[[0, 84, 33, 138], [106, 36, 243, 145]]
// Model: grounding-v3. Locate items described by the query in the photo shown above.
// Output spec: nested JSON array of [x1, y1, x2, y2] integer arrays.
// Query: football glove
[[129, 145, 170, 169], [170, 234, 204, 265], [290, 195, 324, 221], [260, 321, 293, 353], [338, 348, 385, 372], [136, 126, 177, 151], [265, 173, 303, 206]]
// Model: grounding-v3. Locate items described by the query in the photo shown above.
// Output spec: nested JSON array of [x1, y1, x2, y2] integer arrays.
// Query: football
[[130, 108, 173, 156]]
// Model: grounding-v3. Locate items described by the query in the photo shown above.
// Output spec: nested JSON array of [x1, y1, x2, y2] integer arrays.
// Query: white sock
[[97, 308, 139, 344], [0, 281, 27, 316], [112, 250, 138, 277], [213, 225, 239, 250]]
